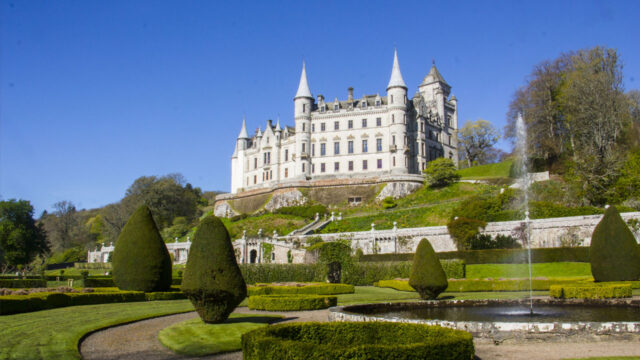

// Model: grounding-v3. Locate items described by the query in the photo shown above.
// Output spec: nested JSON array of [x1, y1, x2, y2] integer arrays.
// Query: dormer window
[[361, 100, 366, 109], [376, 99, 381, 106], [334, 103, 339, 111], [320, 105, 326, 112]]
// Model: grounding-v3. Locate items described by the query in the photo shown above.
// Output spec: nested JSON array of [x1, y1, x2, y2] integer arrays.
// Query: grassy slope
[[457, 160, 513, 179], [222, 213, 308, 239], [0, 300, 194, 360], [466, 262, 592, 279], [158, 313, 282, 356]]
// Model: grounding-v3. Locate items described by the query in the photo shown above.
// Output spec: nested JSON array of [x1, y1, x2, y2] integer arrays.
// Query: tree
[[409, 239, 448, 300], [423, 157, 460, 187], [182, 216, 246, 323], [112, 205, 172, 292], [0, 200, 49, 271], [458, 119, 501, 167]]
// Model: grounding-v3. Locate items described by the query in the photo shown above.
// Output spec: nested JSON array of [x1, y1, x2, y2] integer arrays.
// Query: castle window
[[390, 95, 394, 103], [376, 99, 381, 106], [303, 104, 306, 112], [254, 175, 257, 184], [404, 114, 407, 124], [393, 157, 396, 166], [376, 138, 382, 152], [348, 140, 354, 154], [404, 95, 407, 104], [302, 143, 306, 153], [285, 149, 289, 161], [312, 124, 315, 132], [404, 136, 407, 145], [321, 123, 326, 131], [448, 135, 451, 145], [285, 168, 288, 178], [254, 158, 257, 169], [362, 139, 368, 153], [377, 159, 382, 169], [334, 142, 340, 155], [263, 152, 271, 164], [392, 114, 395, 123], [263, 172, 265, 181], [311, 143, 315, 156], [392, 135, 396, 145], [321, 105, 326, 112], [302, 123, 306, 131], [320, 143, 326, 156], [362, 160, 368, 170], [271, 252, 275, 261], [321, 163, 326, 173], [312, 164, 315, 173], [348, 120, 353, 129], [334, 104, 339, 111], [362, 119, 367, 128], [376, 117, 381, 126], [334, 162, 339, 171], [302, 163, 305, 172], [361, 100, 366, 109], [348, 161, 354, 171], [334, 121, 339, 130], [420, 122, 424, 132]]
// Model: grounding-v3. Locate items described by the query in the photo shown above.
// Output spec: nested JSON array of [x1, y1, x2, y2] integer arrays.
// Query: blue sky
[[1, 0, 639, 215]]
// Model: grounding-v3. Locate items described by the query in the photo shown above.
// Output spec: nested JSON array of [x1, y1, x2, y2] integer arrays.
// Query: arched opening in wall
[[250, 249, 258, 264]]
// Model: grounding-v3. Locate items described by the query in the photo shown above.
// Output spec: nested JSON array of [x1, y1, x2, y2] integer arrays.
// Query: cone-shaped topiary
[[409, 238, 448, 300], [182, 215, 247, 323], [590, 206, 640, 282], [112, 205, 172, 292]]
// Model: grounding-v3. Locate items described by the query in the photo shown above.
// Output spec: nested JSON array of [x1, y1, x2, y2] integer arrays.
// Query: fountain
[[329, 113, 640, 341]]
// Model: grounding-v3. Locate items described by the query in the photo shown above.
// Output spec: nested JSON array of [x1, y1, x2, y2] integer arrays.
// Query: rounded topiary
[[112, 205, 172, 292], [409, 238, 448, 300], [590, 206, 640, 282], [181, 215, 246, 323]]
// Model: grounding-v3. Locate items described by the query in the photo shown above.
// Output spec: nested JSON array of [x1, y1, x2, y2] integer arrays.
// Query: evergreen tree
[[409, 239, 448, 300], [590, 206, 640, 281]]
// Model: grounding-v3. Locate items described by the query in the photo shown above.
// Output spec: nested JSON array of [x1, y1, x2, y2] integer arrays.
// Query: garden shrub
[[376, 278, 609, 293], [423, 157, 460, 188], [343, 260, 465, 285], [82, 277, 115, 288], [447, 217, 487, 250], [241, 322, 474, 360], [112, 205, 173, 292], [182, 216, 247, 323], [549, 283, 632, 299], [240, 264, 325, 284], [590, 206, 640, 282], [248, 283, 354, 296], [248, 294, 337, 311], [0, 279, 46, 288], [409, 239, 448, 300], [469, 234, 521, 250], [307, 241, 353, 283], [381, 197, 397, 209]]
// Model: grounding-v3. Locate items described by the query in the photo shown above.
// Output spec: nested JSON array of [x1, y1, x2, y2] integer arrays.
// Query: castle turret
[[231, 117, 250, 193], [294, 61, 313, 178], [419, 62, 451, 126], [386, 49, 409, 174]]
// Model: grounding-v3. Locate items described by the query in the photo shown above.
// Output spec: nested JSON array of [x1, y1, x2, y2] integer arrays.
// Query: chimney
[[348, 87, 354, 101]]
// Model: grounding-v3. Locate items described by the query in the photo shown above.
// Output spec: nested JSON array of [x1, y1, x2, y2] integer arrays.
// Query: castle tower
[[293, 61, 313, 178], [419, 62, 451, 126], [386, 49, 409, 174], [231, 117, 249, 193]]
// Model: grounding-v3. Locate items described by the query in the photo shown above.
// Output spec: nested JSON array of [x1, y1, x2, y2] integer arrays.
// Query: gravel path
[[81, 307, 640, 360]]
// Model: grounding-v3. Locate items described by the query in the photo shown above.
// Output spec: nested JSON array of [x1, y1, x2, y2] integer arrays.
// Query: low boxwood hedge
[[248, 283, 354, 296], [0, 290, 187, 315], [242, 322, 474, 359], [550, 284, 633, 299], [0, 279, 47, 288], [248, 295, 337, 311]]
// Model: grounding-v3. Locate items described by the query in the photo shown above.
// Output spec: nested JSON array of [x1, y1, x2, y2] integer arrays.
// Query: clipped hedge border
[[550, 284, 633, 299], [248, 295, 337, 311], [0, 290, 187, 315], [0, 279, 47, 288], [248, 283, 354, 296], [242, 322, 474, 360]]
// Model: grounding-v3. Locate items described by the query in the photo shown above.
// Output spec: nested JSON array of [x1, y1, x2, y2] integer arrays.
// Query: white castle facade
[[230, 51, 459, 194]]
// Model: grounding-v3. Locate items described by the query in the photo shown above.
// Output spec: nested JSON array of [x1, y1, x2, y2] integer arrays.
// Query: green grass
[[457, 160, 513, 179], [335, 286, 421, 305], [45, 268, 109, 276], [394, 182, 494, 208], [467, 262, 593, 279], [221, 213, 308, 239], [158, 313, 282, 356], [0, 300, 194, 360]]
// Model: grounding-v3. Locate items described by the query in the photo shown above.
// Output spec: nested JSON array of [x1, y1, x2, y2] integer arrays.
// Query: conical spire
[[422, 63, 448, 86], [237, 116, 248, 139], [275, 117, 281, 131], [387, 49, 407, 90], [295, 61, 312, 99]]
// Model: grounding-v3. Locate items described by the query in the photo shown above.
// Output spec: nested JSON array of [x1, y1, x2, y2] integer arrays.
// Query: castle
[[230, 50, 458, 194]]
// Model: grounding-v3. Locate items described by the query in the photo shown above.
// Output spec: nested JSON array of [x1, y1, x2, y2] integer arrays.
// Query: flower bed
[[241, 322, 474, 359], [248, 295, 337, 311]]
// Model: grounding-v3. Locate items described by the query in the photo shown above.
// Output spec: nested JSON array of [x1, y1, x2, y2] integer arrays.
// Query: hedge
[[0, 279, 47, 288], [82, 277, 115, 287], [240, 264, 325, 285], [248, 283, 354, 296], [550, 284, 633, 299], [373, 278, 627, 293], [241, 322, 474, 360], [74, 262, 112, 269], [361, 247, 599, 264], [0, 290, 187, 315], [248, 295, 337, 311]]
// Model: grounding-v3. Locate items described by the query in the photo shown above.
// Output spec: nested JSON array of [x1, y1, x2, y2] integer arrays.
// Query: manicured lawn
[[0, 299, 194, 360], [336, 286, 421, 305], [45, 268, 109, 277], [443, 290, 548, 300], [457, 160, 513, 179], [467, 262, 592, 279], [158, 313, 282, 356]]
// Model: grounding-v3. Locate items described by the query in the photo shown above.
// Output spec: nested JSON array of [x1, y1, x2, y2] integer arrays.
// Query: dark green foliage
[[0, 199, 49, 268], [240, 264, 326, 284], [550, 283, 632, 299], [248, 295, 337, 311], [590, 206, 640, 281], [447, 217, 487, 250], [470, 234, 521, 250], [274, 204, 327, 219], [112, 205, 172, 292], [182, 215, 246, 323], [47, 247, 87, 264], [381, 197, 397, 209], [409, 239, 448, 300], [377, 278, 620, 293], [0, 279, 47, 288], [343, 261, 465, 285], [229, 213, 249, 222], [307, 241, 353, 283], [242, 322, 474, 360], [423, 157, 461, 188], [248, 283, 354, 296], [82, 277, 115, 287], [530, 201, 602, 219]]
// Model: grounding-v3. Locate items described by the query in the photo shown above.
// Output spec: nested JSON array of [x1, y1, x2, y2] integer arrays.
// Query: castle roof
[[387, 49, 407, 90], [237, 116, 249, 139], [295, 61, 312, 99], [421, 64, 448, 86]]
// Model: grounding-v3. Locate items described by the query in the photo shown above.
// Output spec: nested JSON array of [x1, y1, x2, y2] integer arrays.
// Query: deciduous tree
[[458, 119, 501, 167], [0, 200, 49, 271]]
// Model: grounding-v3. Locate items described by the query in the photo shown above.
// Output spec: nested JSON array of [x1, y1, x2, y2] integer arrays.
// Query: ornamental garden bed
[[241, 322, 474, 360], [550, 283, 633, 299], [248, 294, 337, 311]]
